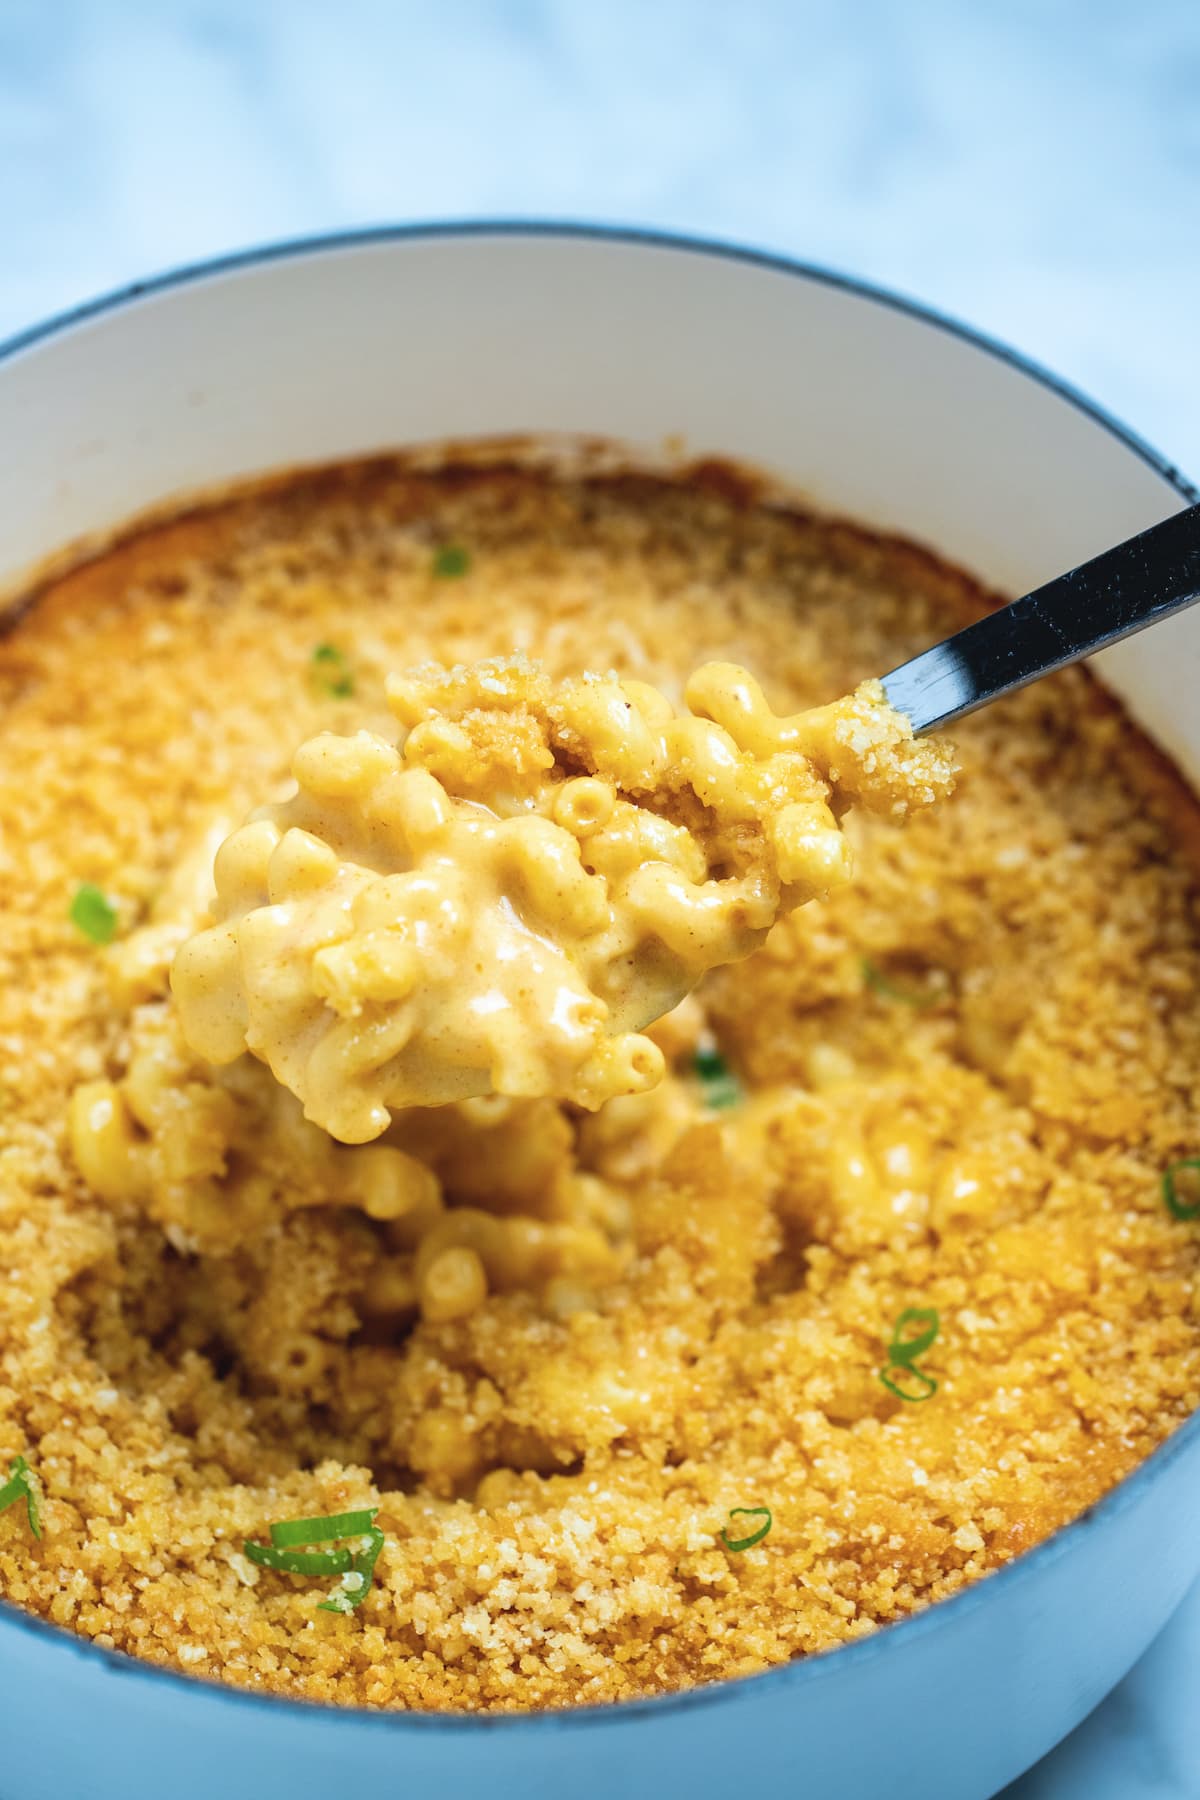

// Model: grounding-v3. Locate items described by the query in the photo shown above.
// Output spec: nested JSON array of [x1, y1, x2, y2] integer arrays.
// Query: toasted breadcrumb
[[1, 461, 1199, 1712]]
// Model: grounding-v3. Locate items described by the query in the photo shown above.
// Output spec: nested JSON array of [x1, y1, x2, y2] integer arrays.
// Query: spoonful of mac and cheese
[[171, 657, 954, 1142]]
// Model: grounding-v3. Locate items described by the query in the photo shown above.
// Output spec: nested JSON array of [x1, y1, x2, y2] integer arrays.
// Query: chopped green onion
[[0, 1454, 43, 1538], [887, 1306, 940, 1365], [320, 1589, 355, 1615], [244, 1542, 353, 1576], [432, 544, 470, 579], [861, 959, 935, 1008], [318, 1525, 386, 1613], [269, 1507, 378, 1548], [245, 1509, 384, 1615], [879, 1304, 941, 1403], [879, 1363, 938, 1403], [719, 1506, 772, 1552], [1162, 1159, 1200, 1221], [693, 1044, 741, 1110], [69, 883, 118, 945], [311, 643, 355, 698]]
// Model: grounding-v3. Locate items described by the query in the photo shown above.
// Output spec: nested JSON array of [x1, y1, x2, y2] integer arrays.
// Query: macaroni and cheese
[[171, 657, 952, 1138], [2, 459, 1199, 1715]]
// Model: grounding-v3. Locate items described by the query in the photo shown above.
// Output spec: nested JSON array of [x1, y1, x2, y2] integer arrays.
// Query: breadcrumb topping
[[1, 461, 1198, 1713]]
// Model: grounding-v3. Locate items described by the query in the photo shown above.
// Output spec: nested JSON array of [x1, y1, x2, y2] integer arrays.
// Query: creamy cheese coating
[[171, 656, 954, 1141], [14, 460, 1200, 1715]]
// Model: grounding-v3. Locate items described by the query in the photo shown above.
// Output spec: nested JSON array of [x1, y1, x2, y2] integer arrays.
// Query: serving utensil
[[881, 501, 1200, 734]]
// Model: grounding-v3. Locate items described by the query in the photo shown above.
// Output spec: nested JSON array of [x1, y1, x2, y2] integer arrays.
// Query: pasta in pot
[[5, 457, 1200, 1715], [171, 656, 953, 1139]]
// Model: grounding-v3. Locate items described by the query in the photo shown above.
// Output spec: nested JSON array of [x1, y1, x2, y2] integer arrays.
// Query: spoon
[[881, 501, 1200, 734]]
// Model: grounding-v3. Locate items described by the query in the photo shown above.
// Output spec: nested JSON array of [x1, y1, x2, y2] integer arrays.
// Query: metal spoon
[[880, 502, 1200, 735]]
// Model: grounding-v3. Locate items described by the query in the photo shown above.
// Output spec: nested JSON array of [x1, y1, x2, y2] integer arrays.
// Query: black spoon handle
[[880, 501, 1200, 735]]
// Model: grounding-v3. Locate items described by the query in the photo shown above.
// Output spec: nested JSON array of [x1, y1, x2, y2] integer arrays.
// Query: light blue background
[[1, 2, 1198, 1794]]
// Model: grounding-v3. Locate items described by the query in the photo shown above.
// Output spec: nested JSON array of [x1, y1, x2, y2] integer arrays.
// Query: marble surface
[[1, 2, 1198, 1795]]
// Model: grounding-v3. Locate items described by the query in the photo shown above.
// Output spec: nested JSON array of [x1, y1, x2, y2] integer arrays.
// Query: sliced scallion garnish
[[318, 1525, 386, 1613], [431, 544, 470, 579], [0, 1454, 43, 1538], [69, 883, 118, 945], [861, 959, 935, 1009], [879, 1304, 941, 1403], [879, 1363, 938, 1403], [244, 1508, 383, 1614], [244, 1542, 353, 1576], [270, 1507, 377, 1548], [719, 1506, 772, 1552], [1162, 1159, 1200, 1221], [311, 643, 355, 698], [888, 1306, 940, 1363], [693, 1043, 740, 1110]]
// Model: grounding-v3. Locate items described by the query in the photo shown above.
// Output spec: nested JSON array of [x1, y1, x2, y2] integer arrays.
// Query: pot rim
[[1, 216, 1196, 1735]]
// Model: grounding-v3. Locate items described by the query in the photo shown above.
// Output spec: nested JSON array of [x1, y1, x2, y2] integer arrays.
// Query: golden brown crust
[[1, 455, 1199, 1713]]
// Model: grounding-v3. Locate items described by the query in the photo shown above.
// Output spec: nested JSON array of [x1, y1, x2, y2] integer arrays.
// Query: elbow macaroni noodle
[[170, 657, 954, 1142], [69, 853, 640, 1329], [67, 654, 952, 1340], [25, 461, 1200, 1709], [67, 996, 632, 1325]]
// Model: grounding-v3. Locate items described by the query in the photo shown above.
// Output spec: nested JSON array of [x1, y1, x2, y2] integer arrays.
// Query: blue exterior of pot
[[2, 1402, 1199, 1799]]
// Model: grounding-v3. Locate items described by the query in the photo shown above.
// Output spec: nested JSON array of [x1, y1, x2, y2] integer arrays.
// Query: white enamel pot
[[1, 225, 1197, 1800]]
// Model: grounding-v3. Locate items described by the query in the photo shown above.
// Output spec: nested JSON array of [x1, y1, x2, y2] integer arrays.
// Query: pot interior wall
[[1, 231, 1195, 775]]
